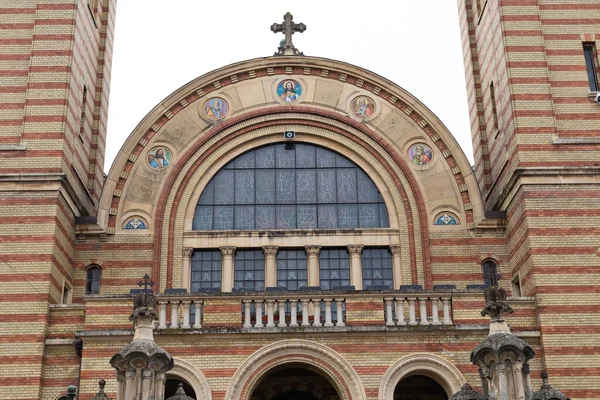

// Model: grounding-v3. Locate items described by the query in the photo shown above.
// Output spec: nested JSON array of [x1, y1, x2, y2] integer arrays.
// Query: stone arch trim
[[153, 109, 427, 290], [167, 357, 212, 400], [225, 339, 366, 400], [378, 353, 466, 399]]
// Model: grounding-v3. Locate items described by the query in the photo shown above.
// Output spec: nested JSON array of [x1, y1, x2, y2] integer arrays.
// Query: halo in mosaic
[[147, 146, 172, 170], [408, 143, 433, 166], [202, 97, 229, 120], [350, 95, 375, 117], [434, 212, 460, 225], [277, 79, 302, 102], [123, 216, 149, 230]]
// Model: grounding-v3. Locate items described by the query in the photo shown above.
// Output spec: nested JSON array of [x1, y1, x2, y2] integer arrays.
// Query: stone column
[[347, 245, 364, 290], [390, 245, 402, 289], [181, 248, 193, 291], [496, 362, 509, 400], [305, 246, 321, 287], [513, 362, 526, 400], [220, 247, 235, 292], [522, 363, 533, 400], [263, 246, 278, 288]]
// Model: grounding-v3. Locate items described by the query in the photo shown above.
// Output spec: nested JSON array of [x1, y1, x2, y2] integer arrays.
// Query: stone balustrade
[[383, 295, 453, 326], [154, 290, 454, 331]]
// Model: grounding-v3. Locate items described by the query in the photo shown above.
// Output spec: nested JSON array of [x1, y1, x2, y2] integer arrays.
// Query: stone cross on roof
[[138, 274, 154, 292], [271, 12, 306, 56]]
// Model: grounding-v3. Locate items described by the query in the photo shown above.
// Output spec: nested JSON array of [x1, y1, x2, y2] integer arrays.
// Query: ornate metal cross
[[137, 274, 155, 292], [271, 12, 306, 56]]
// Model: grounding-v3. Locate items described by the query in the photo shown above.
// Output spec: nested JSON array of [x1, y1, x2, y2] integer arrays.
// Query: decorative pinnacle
[[481, 285, 513, 320], [271, 12, 306, 56]]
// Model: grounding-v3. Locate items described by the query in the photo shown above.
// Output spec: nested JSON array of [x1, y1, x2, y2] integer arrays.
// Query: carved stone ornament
[[91, 379, 111, 400], [167, 383, 195, 400], [450, 383, 486, 400], [481, 286, 513, 320], [471, 331, 534, 365], [271, 12, 306, 56], [532, 373, 571, 400]]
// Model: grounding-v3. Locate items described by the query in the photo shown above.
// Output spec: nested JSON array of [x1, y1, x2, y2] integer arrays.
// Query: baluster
[[266, 300, 276, 328], [255, 300, 264, 328], [431, 298, 442, 325], [289, 300, 299, 327], [243, 300, 252, 328], [324, 299, 333, 326], [158, 302, 167, 330], [313, 299, 322, 327], [385, 297, 394, 326], [408, 298, 418, 325], [181, 301, 191, 329], [396, 298, 406, 325], [335, 299, 345, 327], [419, 297, 430, 326], [169, 301, 179, 329], [301, 299, 310, 326], [278, 299, 287, 327], [193, 300, 202, 329], [442, 297, 452, 325]]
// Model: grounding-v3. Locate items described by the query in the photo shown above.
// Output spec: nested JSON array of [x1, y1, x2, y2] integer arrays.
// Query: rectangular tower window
[[490, 82, 499, 133], [80, 85, 88, 142], [511, 276, 522, 297], [191, 250, 222, 291], [362, 248, 393, 289], [276, 249, 307, 290], [583, 43, 599, 91], [234, 250, 265, 291], [319, 248, 351, 290]]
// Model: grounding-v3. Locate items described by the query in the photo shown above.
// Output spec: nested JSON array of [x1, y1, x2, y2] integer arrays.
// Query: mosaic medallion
[[350, 95, 375, 117], [147, 146, 172, 170], [123, 216, 149, 229], [408, 143, 433, 166], [276, 79, 302, 102], [202, 97, 229, 120], [434, 212, 460, 225]]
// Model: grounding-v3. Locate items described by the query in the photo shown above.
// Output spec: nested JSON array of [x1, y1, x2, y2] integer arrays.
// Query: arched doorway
[[393, 375, 447, 400], [165, 377, 196, 399], [250, 366, 340, 400]]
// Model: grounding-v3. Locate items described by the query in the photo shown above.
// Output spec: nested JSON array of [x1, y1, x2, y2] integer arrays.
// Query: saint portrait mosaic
[[147, 146, 172, 170], [408, 143, 433, 166], [350, 95, 375, 117], [202, 97, 229, 120], [277, 79, 302, 102]]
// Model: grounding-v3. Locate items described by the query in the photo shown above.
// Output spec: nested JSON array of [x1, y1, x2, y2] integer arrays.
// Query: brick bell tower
[[0, 0, 116, 398], [457, 0, 600, 397]]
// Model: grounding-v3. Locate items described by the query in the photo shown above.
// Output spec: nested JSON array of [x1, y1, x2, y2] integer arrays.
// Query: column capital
[[305, 245, 321, 256], [389, 245, 401, 256], [262, 246, 279, 256], [182, 247, 194, 257], [242, 299, 254, 304], [220, 246, 236, 256], [347, 245, 364, 255]]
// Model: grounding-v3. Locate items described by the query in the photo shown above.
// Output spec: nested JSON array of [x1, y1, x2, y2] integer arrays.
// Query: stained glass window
[[191, 250, 222, 291], [277, 249, 307, 291], [362, 248, 393, 289], [234, 250, 265, 291], [320, 249, 351, 290], [192, 143, 390, 230]]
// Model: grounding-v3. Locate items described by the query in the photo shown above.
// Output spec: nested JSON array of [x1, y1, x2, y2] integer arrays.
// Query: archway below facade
[[250, 366, 339, 400], [393, 375, 448, 400]]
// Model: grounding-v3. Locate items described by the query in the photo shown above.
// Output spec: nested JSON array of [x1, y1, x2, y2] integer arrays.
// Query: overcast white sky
[[105, 1, 473, 171]]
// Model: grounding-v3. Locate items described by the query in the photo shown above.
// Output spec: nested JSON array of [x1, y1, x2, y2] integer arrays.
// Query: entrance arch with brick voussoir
[[225, 339, 366, 400], [378, 353, 466, 400]]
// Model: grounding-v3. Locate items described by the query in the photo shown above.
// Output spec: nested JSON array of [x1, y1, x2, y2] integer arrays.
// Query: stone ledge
[[0, 145, 27, 151]]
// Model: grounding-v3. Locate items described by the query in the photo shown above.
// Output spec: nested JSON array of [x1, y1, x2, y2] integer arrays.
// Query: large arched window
[[193, 143, 390, 230], [86, 265, 101, 294]]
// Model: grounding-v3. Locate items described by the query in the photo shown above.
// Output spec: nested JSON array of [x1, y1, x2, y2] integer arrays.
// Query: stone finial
[[271, 12, 306, 56], [91, 379, 111, 400], [481, 286, 513, 320], [532, 373, 570, 400], [450, 383, 486, 400], [167, 383, 195, 400], [67, 385, 77, 400]]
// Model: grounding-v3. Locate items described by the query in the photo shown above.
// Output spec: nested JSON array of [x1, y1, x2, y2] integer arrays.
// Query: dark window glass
[[192, 144, 389, 230], [277, 249, 307, 291], [320, 249, 351, 290], [86, 266, 101, 294], [584, 43, 599, 91], [234, 250, 265, 291], [490, 82, 499, 131], [483, 260, 499, 287], [191, 250, 222, 291], [362, 248, 393, 289]]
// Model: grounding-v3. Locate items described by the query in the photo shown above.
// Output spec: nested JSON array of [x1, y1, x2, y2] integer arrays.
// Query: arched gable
[[98, 56, 484, 292]]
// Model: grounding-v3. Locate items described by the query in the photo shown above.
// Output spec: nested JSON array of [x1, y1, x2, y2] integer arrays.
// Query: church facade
[[0, 1, 598, 400]]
